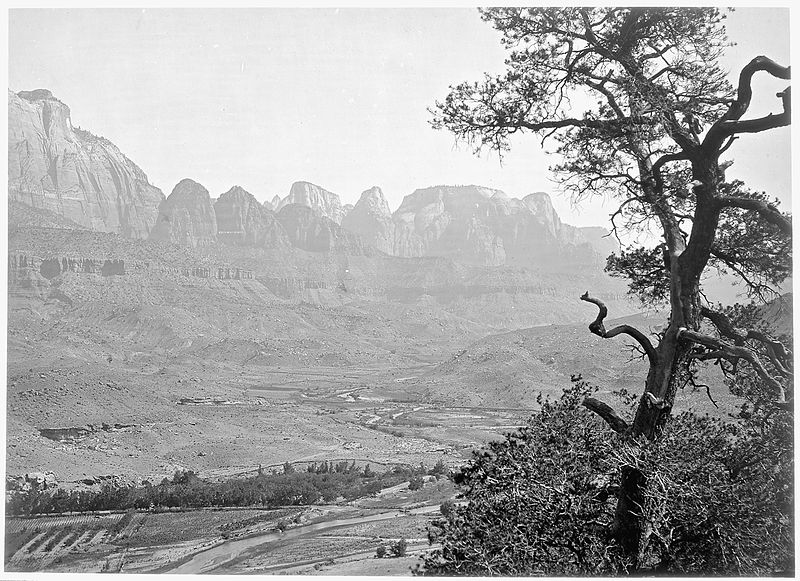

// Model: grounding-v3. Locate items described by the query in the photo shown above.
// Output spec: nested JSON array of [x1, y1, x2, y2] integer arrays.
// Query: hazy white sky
[[8, 7, 792, 228]]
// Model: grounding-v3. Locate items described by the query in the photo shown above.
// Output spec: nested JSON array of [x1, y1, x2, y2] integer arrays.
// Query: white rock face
[[8, 89, 164, 238], [276, 181, 345, 224]]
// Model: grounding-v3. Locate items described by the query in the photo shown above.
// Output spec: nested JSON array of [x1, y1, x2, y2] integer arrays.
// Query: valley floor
[[5, 476, 454, 574]]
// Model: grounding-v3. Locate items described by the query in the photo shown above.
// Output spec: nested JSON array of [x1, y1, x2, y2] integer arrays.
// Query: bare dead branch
[[583, 397, 629, 434], [580, 292, 659, 366]]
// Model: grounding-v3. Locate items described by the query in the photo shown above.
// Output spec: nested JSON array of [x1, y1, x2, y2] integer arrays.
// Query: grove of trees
[[421, 7, 792, 575]]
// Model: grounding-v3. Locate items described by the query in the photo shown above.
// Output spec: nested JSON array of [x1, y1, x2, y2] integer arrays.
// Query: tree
[[431, 7, 791, 567], [392, 538, 408, 558]]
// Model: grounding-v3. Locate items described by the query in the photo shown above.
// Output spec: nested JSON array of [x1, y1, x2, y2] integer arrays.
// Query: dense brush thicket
[[418, 380, 792, 576], [7, 461, 440, 516]]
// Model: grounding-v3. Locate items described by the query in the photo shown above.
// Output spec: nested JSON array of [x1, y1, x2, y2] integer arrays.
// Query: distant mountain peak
[[148, 179, 217, 247], [277, 181, 344, 224]]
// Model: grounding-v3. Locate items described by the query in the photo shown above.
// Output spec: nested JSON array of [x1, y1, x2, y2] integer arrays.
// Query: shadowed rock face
[[8, 89, 164, 238], [148, 179, 217, 247], [277, 204, 367, 254], [277, 181, 345, 224], [341, 186, 395, 254], [214, 186, 289, 248]]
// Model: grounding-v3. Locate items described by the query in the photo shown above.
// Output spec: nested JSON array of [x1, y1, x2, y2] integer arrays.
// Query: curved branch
[[700, 307, 793, 369], [704, 56, 791, 152], [650, 151, 689, 192], [517, 116, 650, 132], [724, 57, 790, 123], [716, 196, 792, 236], [580, 292, 659, 366], [700, 306, 747, 344], [678, 328, 786, 399], [583, 397, 629, 434]]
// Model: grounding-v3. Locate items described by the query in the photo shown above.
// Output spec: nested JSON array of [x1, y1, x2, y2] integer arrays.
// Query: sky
[[7, 7, 792, 229]]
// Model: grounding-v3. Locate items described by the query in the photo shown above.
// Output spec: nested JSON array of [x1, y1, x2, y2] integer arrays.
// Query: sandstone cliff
[[149, 179, 217, 247], [8, 89, 164, 238], [276, 181, 345, 224], [215, 186, 289, 248]]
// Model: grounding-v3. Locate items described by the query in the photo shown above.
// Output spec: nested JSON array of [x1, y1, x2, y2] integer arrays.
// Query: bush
[[418, 380, 793, 576], [408, 475, 424, 491], [376, 544, 387, 558], [391, 538, 408, 558], [439, 499, 455, 518]]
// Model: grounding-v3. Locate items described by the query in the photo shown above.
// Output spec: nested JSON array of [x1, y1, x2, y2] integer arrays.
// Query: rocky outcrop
[[39, 423, 139, 443], [214, 186, 290, 248], [259, 277, 332, 298], [6, 471, 58, 492], [149, 179, 217, 247], [8, 89, 164, 238], [341, 186, 395, 254], [9, 254, 125, 281], [276, 181, 345, 224], [39, 257, 125, 278]]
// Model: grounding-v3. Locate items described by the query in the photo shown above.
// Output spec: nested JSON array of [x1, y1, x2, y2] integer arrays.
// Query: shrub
[[439, 499, 455, 518], [429, 458, 449, 477], [418, 381, 792, 576], [376, 544, 387, 558]]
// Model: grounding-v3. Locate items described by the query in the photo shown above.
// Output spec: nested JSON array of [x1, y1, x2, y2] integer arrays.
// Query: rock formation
[[276, 181, 345, 224], [148, 179, 218, 247], [277, 204, 366, 254], [8, 89, 164, 238], [341, 186, 395, 254], [214, 185, 290, 247], [387, 185, 613, 269]]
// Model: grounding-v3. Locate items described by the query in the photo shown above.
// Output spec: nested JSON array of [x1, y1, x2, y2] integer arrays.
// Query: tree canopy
[[428, 7, 792, 570]]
